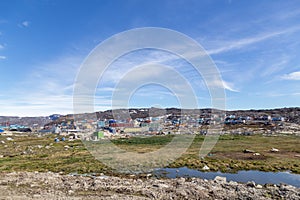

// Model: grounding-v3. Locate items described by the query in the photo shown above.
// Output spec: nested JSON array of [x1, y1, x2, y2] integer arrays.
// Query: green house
[[94, 131, 104, 139]]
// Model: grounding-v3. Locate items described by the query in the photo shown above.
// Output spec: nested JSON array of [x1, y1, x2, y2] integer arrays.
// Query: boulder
[[202, 165, 210, 170], [270, 148, 279, 152], [243, 149, 255, 153], [214, 176, 227, 183]]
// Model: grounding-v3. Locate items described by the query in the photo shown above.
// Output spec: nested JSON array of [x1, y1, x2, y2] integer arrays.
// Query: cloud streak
[[281, 71, 300, 80], [206, 78, 239, 93], [206, 26, 300, 55], [222, 80, 239, 92]]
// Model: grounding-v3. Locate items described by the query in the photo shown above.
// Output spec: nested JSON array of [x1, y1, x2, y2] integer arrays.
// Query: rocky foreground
[[0, 172, 299, 199]]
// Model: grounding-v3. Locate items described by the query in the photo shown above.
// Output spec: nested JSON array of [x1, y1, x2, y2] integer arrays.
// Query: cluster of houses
[[224, 115, 285, 125], [0, 124, 32, 133], [0, 111, 287, 140], [30, 112, 286, 141]]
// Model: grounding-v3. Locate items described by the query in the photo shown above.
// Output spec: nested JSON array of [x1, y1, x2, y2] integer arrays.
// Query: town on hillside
[[1, 107, 300, 140]]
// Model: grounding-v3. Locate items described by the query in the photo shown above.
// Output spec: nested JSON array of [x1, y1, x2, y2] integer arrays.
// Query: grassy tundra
[[0, 133, 299, 175]]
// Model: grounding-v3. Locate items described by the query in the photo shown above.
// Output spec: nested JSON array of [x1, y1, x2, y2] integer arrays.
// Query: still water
[[154, 167, 300, 187]]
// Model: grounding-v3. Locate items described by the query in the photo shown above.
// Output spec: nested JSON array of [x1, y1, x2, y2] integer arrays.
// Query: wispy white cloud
[[206, 78, 239, 93], [0, 95, 74, 116], [91, 48, 229, 112], [5, 54, 85, 116], [260, 54, 291, 77], [206, 26, 300, 55], [274, 8, 300, 21], [281, 71, 300, 80], [23, 21, 29, 26], [19, 53, 117, 115], [0, 55, 6, 60], [96, 87, 117, 92], [97, 50, 180, 85], [19, 20, 30, 28], [0, 44, 4, 49], [256, 91, 300, 98], [222, 80, 239, 92]]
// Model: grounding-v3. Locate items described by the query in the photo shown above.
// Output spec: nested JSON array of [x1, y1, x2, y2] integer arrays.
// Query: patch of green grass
[[0, 134, 299, 174]]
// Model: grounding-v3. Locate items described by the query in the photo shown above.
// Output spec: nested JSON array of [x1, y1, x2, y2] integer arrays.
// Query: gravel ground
[[0, 172, 299, 200]]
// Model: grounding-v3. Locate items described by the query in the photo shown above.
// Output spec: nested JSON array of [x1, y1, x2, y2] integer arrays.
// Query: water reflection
[[154, 167, 300, 187]]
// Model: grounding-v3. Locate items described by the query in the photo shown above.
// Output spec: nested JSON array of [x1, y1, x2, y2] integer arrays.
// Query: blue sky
[[1, 0, 300, 116]]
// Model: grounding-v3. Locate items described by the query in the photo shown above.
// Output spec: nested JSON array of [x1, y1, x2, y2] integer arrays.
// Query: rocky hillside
[[226, 107, 300, 124], [1, 107, 300, 127], [68, 107, 300, 122], [0, 116, 50, 128]]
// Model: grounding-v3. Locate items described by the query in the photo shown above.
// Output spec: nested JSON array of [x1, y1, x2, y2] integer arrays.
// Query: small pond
[[154, 167, 300, 188]]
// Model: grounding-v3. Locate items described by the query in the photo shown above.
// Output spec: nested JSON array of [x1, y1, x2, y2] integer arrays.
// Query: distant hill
[[0, 116, 51, 128]]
